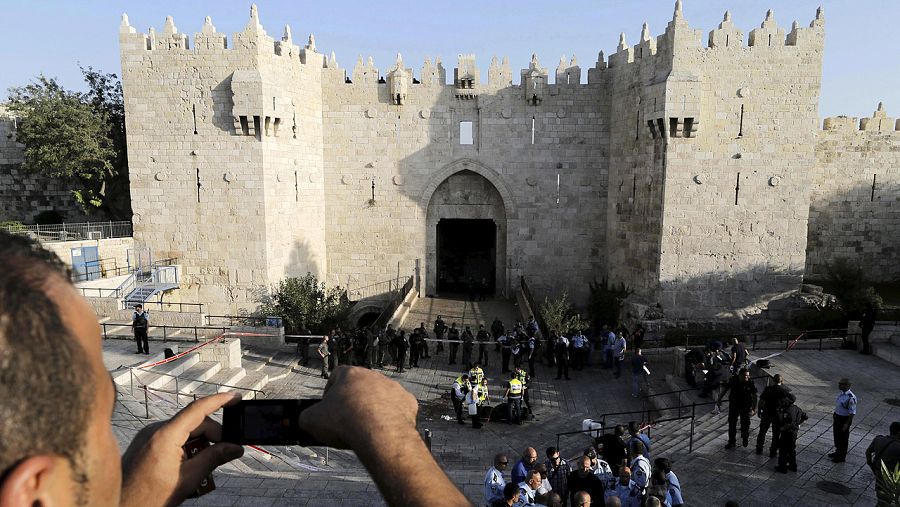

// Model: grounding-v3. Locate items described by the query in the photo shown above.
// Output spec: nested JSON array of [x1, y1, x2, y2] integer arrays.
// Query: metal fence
[[4, 221, 133, 242], [373, 276, 415, 330], [348, 276, 408, 301]]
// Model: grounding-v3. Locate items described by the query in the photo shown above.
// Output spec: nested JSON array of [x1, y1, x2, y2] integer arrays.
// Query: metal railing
[[520, 276, 547, 338], [123, 300, 205, 313], [71, 258, 132, 282], [348, 276, 409, 301], [205, 315, 271, 327], [78, 286, 124, 298], [373, 276, 414, 329], [101, 322, 229, 342], [4, 221, 133, 242], [555, 374, 773, 454], [124, 368, 265, 418], [649, 328, 855, 351]]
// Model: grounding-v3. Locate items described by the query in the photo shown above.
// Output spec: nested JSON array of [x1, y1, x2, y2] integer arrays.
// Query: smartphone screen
[[222, 399, 322, 446]]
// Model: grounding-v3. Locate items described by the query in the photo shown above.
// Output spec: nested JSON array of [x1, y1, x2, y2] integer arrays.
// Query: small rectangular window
[[459, 121, 474, 145], [531, 116, 536, 145]]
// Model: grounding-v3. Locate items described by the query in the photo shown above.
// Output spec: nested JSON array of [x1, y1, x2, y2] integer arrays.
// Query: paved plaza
[[104, 315, 899, 506]]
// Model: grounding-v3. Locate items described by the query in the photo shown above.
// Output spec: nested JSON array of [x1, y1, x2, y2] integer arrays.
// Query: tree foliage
[[588, 277, 633, 329], [256, 273, 351, 334], [540, 291, 587, 335], [877, 460, 900, 507], [6, 67, 131, 219]]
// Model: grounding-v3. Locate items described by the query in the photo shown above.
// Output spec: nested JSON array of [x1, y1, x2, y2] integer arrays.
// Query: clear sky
[[1, 0, 897, 119]]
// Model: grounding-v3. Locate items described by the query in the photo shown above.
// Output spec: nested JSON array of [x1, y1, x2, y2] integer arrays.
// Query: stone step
[[190, 367, 248, 396], [233, 370, 269, 399], [132, 354, 200, 390], [872, 340, 900, 368]]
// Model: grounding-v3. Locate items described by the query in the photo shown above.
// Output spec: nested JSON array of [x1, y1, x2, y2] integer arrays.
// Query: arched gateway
[[422, 160, 515, 298]]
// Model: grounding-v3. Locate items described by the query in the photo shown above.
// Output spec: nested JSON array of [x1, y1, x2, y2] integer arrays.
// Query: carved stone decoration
[[392, 175, 404, 186], [154, 172, 167, 182], [526, 177, 538, 187], [693, 174, 703, 185], [388, 53, 410, 105], [308, 172, 315, 183], [341, 174, 351, 185], [276, 173, 283, 182], [501, 108, 513, 119], [365, 109, 377, 118], [521, 53, 548, 105], [737, 87, 749, 98], [223, 171, 235, 183], [557, 108, 567, 118], [768, 175, 782, 187], [419, 109, 430, 119]]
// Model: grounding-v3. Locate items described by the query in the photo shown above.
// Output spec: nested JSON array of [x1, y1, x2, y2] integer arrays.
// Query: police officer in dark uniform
[[718, 368, 758, 449], [433, 316, 446, 354], [775, 400, 808, 473], [756, 374, 795, 456], [448, 323, 461, 365]]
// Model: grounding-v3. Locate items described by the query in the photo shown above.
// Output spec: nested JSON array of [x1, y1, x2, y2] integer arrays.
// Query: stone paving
[[104, 310, 899, 506]]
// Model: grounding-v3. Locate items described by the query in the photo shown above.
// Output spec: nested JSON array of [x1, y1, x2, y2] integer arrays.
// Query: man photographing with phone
[[0, 230, 469, 507]]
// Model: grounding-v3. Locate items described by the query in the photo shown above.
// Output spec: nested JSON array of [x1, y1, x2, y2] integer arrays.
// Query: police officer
[[775, 399, 808, 473], [469, 362, 485, 385], [451, 374, 471, 425], [554, 331, 571, 381], [499, 331, 513, 373], [514, 365, 533, 418], [718, 367, 758, 449], [505, 372, 525, 425], [433, 315, 446, 354], [462, 325, 475, 369], [477, 324, 490, 366], [448, 322, 461, 365], [756, 373, 795, 457], [829, 378, 857, 463]]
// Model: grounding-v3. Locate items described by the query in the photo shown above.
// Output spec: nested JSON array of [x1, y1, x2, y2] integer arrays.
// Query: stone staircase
[[111, 346, 369, 477], [871, 330, 900, 368]]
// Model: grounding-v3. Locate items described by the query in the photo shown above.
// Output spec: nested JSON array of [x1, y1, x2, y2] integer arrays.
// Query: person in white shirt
[[628, 441, 651, 494], [533, 463, 552, 495], [571, 331, 586, 370], [517, 470, 542, 506], [613, 331, 627, 378], [484, 453, 509, 506]]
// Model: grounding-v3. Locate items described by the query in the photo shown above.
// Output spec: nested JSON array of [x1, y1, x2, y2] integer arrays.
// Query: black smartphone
[[221, 399, 322, 446]]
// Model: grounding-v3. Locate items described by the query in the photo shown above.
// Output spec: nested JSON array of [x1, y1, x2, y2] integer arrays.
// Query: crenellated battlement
[[823, 103, 900, 133]]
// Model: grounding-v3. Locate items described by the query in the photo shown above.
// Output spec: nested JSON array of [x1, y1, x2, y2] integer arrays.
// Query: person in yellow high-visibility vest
[[505, 372, 524, 425], [451, 374, 470, 424], [469, 362, 485, 385]]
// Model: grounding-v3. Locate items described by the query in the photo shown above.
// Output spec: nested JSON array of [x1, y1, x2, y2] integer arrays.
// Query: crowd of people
[[483, 425, 683, 507]]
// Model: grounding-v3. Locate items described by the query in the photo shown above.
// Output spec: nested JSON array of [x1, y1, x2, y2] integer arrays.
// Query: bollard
[[423, 429, 433, 452], [143, 385, 149, 419], [175, 377, 180, 407]]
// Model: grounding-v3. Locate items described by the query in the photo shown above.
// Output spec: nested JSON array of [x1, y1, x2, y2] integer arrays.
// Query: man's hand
[[120, 392, 245, 507], [299, 366, 418, 450]]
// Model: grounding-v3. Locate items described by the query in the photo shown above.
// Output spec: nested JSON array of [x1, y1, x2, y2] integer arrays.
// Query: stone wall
[[807, 106, 900, 282], [656, 9, 825, 320], [0, 111, 92, 223], [320, 53, 607, 302]]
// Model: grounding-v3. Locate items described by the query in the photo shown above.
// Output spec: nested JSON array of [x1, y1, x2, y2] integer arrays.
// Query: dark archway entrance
[[436, 218, 496, 295]]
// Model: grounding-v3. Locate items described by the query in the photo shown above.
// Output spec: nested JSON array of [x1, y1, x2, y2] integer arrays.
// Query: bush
[[256, 273, 351, 334], [0, 221, 26, 232], [540, 292, 587, 335], [588, 277, 633, 329]]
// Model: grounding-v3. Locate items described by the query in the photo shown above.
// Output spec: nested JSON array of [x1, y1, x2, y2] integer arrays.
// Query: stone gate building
[[115, 2, 899, 319]]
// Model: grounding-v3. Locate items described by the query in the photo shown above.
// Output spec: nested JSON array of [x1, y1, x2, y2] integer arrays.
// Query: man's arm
[[299, 366, 469, 507]]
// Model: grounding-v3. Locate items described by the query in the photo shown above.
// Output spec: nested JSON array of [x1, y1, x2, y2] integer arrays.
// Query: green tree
[[6, 67, 131, 219], [257, 273, 351, 334], [540, 291, 587, 335]]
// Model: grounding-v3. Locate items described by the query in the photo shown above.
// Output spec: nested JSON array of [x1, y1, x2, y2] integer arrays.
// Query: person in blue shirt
[[627, 421, 652, 459], [511, 447, 538, 486], [654, 458, 684, 507]]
